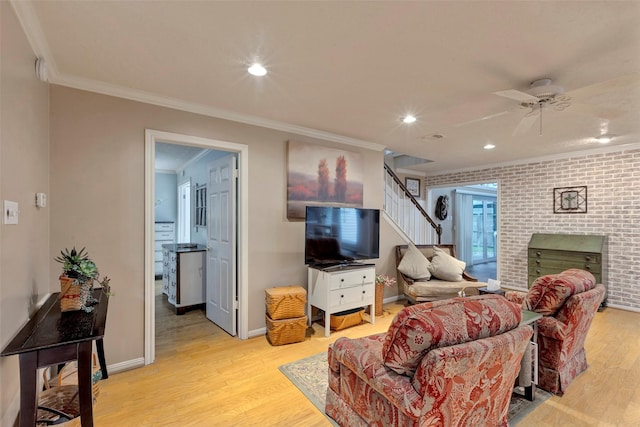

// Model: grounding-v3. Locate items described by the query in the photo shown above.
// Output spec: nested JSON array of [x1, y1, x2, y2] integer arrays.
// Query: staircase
[[383, 164, 441, 245]]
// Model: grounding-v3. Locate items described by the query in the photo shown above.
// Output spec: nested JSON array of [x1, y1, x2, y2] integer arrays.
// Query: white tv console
[[307, 264, 375, 337]]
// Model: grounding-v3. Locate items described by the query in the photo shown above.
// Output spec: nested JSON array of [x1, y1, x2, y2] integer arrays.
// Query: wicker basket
[[59, 276, 83, 312], [44, 354, 102, 400], [36, 385, 81, 426], [265, 286, 306, 320], [266, 314, 307, 346], [328, 308, 365, 331], [375, 282, 384, 316]]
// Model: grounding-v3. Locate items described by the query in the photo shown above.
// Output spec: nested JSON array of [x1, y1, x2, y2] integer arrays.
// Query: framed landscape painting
[[287, 140, 363, 219]]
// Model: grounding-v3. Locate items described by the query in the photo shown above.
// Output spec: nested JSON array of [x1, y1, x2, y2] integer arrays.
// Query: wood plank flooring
[[93, 288, 640, 426]]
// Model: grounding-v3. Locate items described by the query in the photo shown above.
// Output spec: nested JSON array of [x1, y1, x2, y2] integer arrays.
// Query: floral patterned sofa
[[326, 295, 532, 427], [505, 268, 605, 395]]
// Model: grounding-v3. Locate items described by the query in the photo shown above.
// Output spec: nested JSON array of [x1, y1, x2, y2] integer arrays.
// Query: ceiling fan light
[[528, 78, 564, 99]]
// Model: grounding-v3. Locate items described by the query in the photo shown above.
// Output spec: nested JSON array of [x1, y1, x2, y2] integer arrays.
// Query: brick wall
[[425, 147, 640, 311]]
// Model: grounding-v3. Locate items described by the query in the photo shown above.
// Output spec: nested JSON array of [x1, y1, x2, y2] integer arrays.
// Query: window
[[195, 184, 207, 228]]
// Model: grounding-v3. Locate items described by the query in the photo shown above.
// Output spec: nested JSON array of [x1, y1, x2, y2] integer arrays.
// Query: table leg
[[95, 338, 108, 379], [325, 313, 330, 337], [18, 352, 38, 427], [77, 342, 94, 427]]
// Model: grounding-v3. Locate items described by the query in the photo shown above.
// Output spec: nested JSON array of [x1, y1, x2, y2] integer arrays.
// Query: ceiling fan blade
[[512, 111, 539, 136], [493, 89, 539, 104], [454, 110, 511, 128]]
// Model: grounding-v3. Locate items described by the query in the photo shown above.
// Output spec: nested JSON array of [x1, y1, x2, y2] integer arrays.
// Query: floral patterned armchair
[[326, 295, 532, 427], [505, 268, 605, 395]]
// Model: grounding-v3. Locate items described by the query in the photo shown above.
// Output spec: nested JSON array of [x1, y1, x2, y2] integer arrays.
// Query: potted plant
[[55, 247, 110, 312]]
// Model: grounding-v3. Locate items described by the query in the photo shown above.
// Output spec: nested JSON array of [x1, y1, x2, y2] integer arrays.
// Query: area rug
[[279, 352, 551, 426]]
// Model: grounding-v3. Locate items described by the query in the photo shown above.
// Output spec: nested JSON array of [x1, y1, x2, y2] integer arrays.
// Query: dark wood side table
[[1, 288, 109, 427]]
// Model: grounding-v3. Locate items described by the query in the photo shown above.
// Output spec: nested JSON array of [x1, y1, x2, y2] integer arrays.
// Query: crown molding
[[424, 141, 640, 177], [53, 73, 386, 152], [11, 1, 385, 154], [154, 169, 177, 175], [10, 0, 59, 81]]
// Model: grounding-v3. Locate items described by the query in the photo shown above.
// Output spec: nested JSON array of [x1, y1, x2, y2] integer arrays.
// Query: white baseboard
[[248, 327, 267, 338], [383, 294, 405, 304], [606, 303, 640, 313], [107, 357, 145, 374]]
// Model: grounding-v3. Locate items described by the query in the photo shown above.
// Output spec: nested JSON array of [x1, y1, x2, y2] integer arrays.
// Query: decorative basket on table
[[55, 247, 110, 312]]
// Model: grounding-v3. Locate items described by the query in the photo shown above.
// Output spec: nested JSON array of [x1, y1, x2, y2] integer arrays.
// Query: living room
[[2, 1, 639, 426]]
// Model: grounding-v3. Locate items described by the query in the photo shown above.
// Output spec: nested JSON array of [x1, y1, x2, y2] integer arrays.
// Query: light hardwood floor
[[93, 288, 640, 426]]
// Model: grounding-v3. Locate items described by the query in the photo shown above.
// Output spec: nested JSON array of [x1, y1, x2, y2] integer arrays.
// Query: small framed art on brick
[[553, 186, 587, 213]]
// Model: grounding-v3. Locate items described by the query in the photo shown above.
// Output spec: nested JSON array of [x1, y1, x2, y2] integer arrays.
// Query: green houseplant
[[55, 247, 110, 312]]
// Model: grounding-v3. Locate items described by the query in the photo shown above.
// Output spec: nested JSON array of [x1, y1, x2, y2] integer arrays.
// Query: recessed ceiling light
[[248, 63, 267, 77], [484, 144, 496, 150], [402, 115, 417, 124], [595, 135, 612, 144]]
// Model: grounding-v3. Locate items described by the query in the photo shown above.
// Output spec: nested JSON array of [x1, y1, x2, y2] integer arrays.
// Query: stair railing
[[383, 163, 442, 245]]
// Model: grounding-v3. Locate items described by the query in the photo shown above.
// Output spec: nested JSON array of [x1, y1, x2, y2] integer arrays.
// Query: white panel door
[[206, 154, 237, 336]]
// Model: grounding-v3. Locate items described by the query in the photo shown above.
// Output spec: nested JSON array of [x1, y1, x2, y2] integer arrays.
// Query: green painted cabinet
[[528, 233, 608, 306]]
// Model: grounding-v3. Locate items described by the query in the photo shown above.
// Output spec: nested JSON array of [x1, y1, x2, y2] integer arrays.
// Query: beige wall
[[1, 2, 50, 424], [49, 86, 385, 366]]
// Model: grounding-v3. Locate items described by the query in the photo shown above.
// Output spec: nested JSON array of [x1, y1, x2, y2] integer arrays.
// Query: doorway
[[144, 130, 249, 366], [472, 196, 497, 264], [427, 182, 498, 282]]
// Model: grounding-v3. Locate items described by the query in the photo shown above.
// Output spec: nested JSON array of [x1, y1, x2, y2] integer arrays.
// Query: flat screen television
[[304, 206, 380, 267]]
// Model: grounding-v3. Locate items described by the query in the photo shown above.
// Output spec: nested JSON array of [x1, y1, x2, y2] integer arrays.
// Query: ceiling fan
[[456, 74, 638, 135], [493, 78, 569, 135]]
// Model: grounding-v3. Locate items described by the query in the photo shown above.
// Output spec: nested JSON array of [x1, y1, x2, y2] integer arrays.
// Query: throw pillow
[[428, 246, 466, 281], [397, 244, 431, 280]]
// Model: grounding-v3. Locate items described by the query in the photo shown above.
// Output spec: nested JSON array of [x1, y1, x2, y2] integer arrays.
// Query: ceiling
[[13, 1, 640, 174]]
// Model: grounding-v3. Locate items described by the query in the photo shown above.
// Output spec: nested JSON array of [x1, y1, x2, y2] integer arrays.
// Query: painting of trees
[[334, 155, 347, 202], [318, 159, 330, 200], [287, 140, 363, 219]]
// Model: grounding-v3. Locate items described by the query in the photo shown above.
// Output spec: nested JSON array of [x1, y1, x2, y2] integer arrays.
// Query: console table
[[307, 265, 375, 337], [1, 288, 109, 427]]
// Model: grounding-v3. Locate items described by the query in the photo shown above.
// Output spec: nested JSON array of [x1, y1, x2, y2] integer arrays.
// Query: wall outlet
[[3, 200, 19, 225]]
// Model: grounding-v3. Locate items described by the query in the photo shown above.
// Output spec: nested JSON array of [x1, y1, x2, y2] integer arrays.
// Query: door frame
[[427, 180, 500, 273], [177, 180, 191, 243], [144, 129, 249, 365]]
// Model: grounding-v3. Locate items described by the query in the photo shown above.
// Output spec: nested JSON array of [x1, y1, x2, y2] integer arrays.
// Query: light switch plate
[[3, 200, 19, 225]]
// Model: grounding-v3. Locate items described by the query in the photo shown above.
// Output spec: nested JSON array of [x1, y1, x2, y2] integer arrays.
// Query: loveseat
[[505, 268, 605, 395], [396, 244, 487, 303], [326, 295, 533, 426]]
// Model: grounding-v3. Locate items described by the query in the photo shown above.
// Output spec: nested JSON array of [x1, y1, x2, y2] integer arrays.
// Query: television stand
[[318, 262, 374, 272], [307, 264, 375, 337]]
